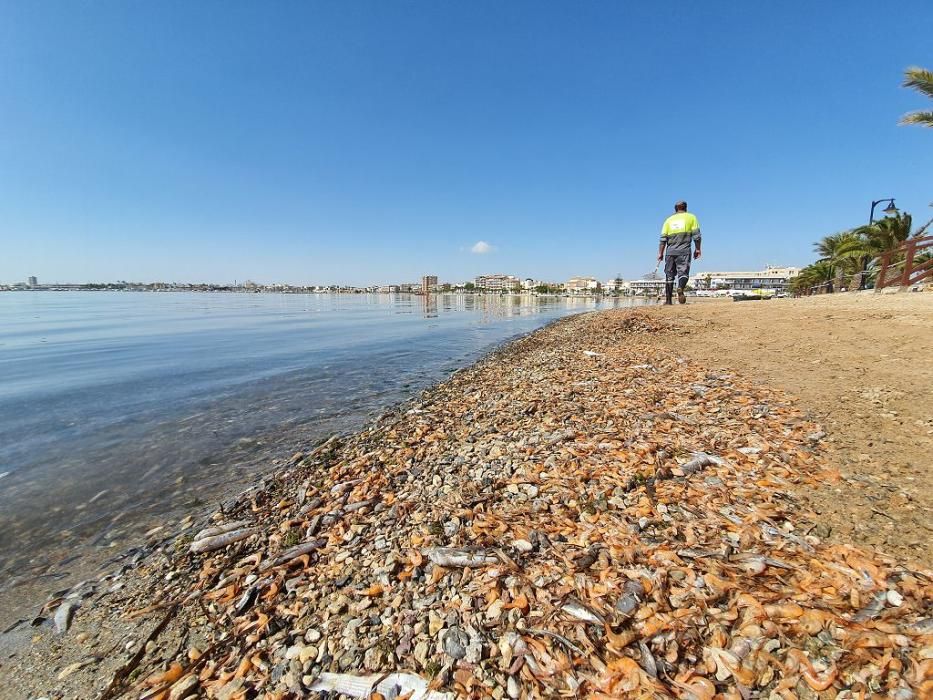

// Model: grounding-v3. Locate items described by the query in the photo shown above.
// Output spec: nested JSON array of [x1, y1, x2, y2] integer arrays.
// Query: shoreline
[[4, 307, 932, 698], [0, 309, 596, 647], [2, 297, 631, 643]]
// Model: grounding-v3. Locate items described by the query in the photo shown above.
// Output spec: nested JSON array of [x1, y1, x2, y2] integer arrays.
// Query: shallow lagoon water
[[0, 291, 649, 620]]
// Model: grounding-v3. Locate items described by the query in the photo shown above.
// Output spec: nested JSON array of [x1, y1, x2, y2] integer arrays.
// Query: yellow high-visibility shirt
[[660, 212, 701, 255], [661, 212, 700, 237]]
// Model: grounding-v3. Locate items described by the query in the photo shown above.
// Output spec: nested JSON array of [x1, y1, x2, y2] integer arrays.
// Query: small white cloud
[[471, 240, 494, 254]]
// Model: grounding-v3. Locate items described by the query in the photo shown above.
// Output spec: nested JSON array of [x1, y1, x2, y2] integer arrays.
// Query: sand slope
[[656, 292, 933, 566]]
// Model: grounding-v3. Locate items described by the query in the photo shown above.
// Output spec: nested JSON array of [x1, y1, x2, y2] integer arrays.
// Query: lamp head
[[883, 200, 899, 216]]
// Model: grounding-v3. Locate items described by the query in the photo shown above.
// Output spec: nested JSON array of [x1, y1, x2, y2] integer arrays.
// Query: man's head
[[674, 200, 687, 212]]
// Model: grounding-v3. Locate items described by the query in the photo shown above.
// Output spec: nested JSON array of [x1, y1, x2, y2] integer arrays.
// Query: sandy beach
[[4, 296, 932, 698], [659, 292, 933, 566]]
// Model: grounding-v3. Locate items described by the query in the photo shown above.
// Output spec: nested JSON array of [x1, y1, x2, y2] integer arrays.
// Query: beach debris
[[12, 309, 933, 699], [422, 546, 498, 568], [308, 672, 454, 699], [53, 599, 78, 634], [188, 526, 258, 554], [191, 519, 252, 542], [561, 598, 605, 625]]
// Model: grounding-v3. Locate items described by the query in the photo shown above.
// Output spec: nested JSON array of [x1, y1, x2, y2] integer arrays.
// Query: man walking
[[658, 200, 702, 305]]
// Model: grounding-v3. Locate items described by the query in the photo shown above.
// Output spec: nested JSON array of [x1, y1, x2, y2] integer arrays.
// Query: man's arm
[[692, 220, 702, 260], [658, 218, 668, 261]]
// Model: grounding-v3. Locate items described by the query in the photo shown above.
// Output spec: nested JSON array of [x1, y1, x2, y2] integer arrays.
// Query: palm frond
[[913, 217, 933, 238], [903, 66, 933, 99], [899, 110, 933, 127]]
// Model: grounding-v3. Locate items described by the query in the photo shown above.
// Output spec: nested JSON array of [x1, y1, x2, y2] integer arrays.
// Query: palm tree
[[848, 213, 913, 257], [901, 66, 933, 128], [813, 230, 866, 289], [848, 212, 933, 287], [790, 260, 835, 295]]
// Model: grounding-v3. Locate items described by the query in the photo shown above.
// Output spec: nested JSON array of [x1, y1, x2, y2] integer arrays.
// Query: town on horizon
[[3, 266, 801, 296]]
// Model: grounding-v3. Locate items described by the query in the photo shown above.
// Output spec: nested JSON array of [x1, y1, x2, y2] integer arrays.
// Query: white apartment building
[[689, 265, 800, 292], [604, 278, 625, 293], [625, 279, 666, 296], [565, 276, 602, 294], [475, 274, 521, 292]]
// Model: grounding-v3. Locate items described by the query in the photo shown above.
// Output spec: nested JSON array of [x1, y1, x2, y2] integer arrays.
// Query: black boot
[[664, 282, 674, 305], [677, 286, 686, 304]]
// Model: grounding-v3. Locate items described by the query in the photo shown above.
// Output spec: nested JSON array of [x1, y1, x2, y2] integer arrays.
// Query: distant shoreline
[[0, 287, 621, 298]]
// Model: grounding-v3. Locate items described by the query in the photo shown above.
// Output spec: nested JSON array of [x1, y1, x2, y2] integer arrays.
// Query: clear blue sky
[[2, 1, 931, 285]]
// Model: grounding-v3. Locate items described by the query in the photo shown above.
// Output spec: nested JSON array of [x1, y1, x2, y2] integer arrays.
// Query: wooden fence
[[876, 236, 933, 290]]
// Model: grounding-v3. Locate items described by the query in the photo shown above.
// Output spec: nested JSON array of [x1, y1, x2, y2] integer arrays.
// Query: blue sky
[[1, 1, 931, 285]]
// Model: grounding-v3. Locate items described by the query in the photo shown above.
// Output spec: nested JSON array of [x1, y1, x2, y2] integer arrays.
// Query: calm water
[[0, 291, 648, 620]]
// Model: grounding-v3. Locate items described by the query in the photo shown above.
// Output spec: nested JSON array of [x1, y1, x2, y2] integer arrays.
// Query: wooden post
[[877, 251, 890, 290], [901, 240, 916, 287]]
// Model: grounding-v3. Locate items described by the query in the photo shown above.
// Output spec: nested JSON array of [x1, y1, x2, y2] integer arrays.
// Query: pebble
[[443, 626, 468, 660], [428, 610, 445, 636], [413, 640, 430, 667]]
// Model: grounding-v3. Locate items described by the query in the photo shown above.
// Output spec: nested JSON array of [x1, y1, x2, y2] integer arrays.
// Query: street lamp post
[[869, 198, 898, 224], [859, 198, 899, 289]]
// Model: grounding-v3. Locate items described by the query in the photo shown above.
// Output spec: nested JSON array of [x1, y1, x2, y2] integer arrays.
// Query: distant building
[[522, 278, 537, 291], [421, 275, 438, 294], [626, 279, 666, 296], [475, 274, 521, 292], [378, 284, 401, 293], [689, 265, 800, 292], [604, 277, 625, 293], [565, 276, 602, 294], [27, 276, 38, 287]]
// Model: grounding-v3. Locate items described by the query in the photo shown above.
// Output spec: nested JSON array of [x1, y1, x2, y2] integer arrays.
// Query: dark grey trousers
[[664, 255, 691, 289]]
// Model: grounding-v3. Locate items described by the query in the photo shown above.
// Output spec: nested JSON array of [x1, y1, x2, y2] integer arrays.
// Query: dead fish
[[638, 640, 658, 678], [331, 479, 362, 496], [852, 591, 888, 622], [235, 585, 260, 615], [343, 497, 378, 512], [422, 547, 498, 568], [561, 598, 605, 625], [308, 671, 453, 699], [615, 579, 645, 617], [527, 628, 586, 657], [189, 527, 259, 554], [679, 452, 725, 475], [192, 519, 252, 542], [678, 548, 724, 560], [905, 617, 933, 634], [260, 539, 327, 571], [54, 599, 78, 634], [300, 497, 324, 515]]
